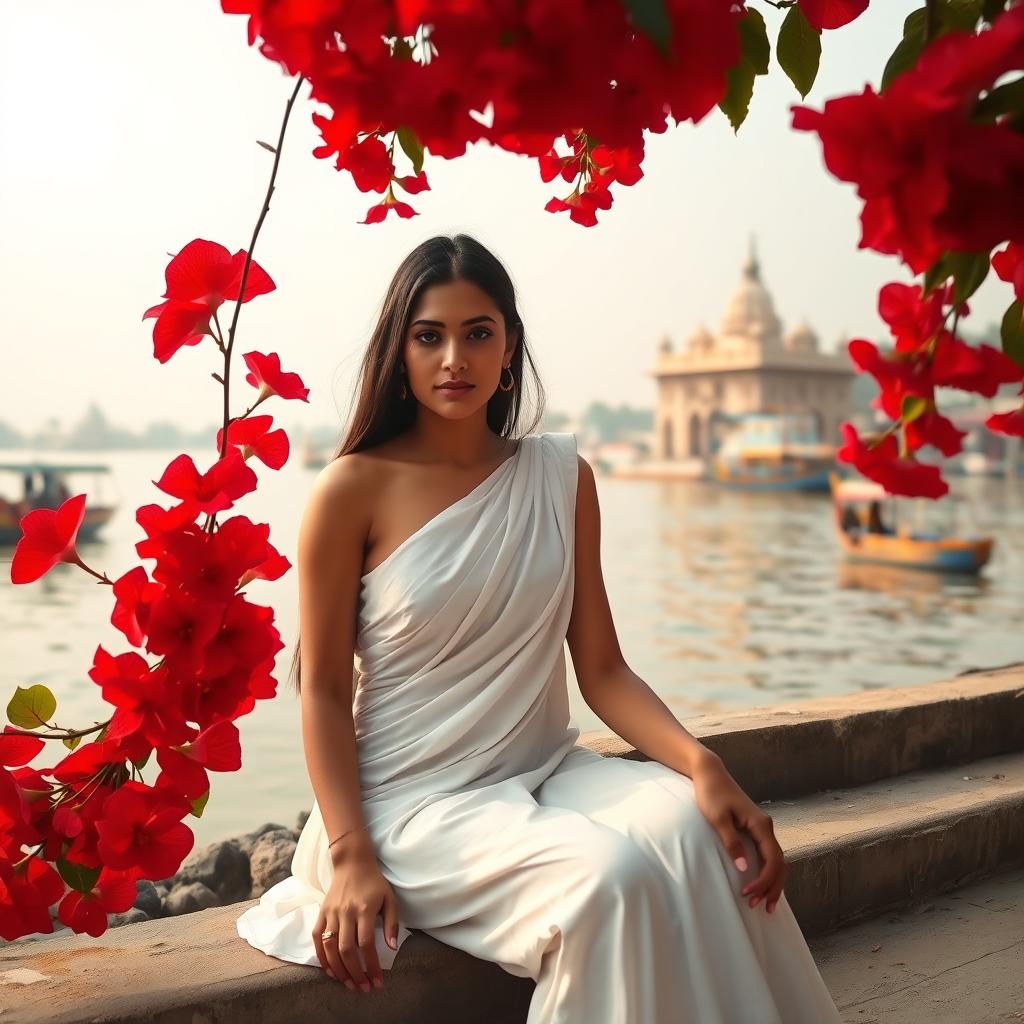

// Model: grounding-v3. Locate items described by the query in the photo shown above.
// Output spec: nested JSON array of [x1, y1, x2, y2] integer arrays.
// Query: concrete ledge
[[580, 662, 1024, 801], [5, 666, 1024, 1023], [0, 913, 533, 1024]]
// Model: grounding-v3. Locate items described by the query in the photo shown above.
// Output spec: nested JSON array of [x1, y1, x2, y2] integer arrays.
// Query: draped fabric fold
[[237, 431, 842, 1023], [237, 432, 580, 972]]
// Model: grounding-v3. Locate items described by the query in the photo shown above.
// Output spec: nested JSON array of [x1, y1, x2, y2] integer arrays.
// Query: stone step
[[809, 865, 1024, 1023], [776, 749, 1024, 936], [4, 749, 1022, 1023], [582, 662, 1024, 801]]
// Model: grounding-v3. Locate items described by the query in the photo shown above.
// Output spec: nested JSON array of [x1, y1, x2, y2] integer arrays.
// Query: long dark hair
[[287, 233, 546, 694]]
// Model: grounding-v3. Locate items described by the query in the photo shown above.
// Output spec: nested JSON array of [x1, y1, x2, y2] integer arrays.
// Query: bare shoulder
[[575, 452, 597, 503], [300, 449, 386, 554]]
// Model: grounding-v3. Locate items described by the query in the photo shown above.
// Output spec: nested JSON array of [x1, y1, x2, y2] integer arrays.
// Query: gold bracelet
[[327, 824, 369, 849]]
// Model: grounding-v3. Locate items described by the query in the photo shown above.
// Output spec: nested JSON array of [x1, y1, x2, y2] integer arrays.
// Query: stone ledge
[[580, 662, 1024, 801], [4, 664, 1024, 1024]]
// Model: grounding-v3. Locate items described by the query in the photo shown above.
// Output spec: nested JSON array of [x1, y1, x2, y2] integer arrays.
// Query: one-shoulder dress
[[237, 431, 842, 1023]]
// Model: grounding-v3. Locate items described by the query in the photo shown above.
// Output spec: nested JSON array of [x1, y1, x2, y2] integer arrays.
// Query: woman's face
[[403, 278, 517, 419]]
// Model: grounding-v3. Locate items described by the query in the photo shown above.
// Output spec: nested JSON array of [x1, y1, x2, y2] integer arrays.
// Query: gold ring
[[321, 930, 335, 941]]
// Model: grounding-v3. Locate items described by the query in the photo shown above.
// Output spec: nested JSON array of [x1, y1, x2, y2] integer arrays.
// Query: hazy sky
[[1, 1, 1013, 435]]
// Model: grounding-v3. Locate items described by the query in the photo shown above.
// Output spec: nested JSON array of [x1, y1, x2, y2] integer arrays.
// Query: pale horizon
[[2, 0, 1013, 437]]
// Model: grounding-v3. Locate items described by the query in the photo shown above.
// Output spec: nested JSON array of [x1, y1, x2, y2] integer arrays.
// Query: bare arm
[[564, 454, 719, 781], [297, 455, 400, 991], [296, 454, 376, 866]]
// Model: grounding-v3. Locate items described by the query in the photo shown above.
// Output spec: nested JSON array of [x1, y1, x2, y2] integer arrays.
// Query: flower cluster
[[794, 4, 1024, 495], [2, 237, 306, 940], [222, 0, 866, 226]]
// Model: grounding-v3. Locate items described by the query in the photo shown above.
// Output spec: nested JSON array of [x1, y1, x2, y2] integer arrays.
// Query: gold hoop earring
[[498, 366, 515, 392]]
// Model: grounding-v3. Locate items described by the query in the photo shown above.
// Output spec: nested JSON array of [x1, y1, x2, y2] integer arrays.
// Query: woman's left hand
[[691, 752, 787, 914]]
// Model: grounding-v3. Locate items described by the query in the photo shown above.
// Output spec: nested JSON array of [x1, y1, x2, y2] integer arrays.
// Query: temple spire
[[743, 234, 760, 281]]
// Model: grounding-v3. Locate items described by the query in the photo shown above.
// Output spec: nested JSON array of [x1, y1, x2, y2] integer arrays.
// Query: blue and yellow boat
[[829, 472, 993, 574], [711, 412, 835, 492]]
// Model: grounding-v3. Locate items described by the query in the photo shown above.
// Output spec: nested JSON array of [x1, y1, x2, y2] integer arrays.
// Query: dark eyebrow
[[410, 315, 497, 327]]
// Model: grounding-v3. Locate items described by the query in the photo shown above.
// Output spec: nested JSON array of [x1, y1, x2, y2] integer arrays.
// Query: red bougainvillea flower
[[216, 414, 290, 469], [799, 0, 869, 31], [87, 649, 191, 749], [153, 447, 258, 515], [94, 781, 194, 878], [986, 402, 1024, 437], [156, 514, 274, 604], [243, 351, 310, 401], [143, 591, 222, 678], [135, 500, 201, 560], [930, 334, 1022, 396], [110, 566, 163, 648], [238, 541, 290, 588], [792, 8, 1024, 272], [361, 194, 419, 224], [394, 170, 430, 195], [0, 853, 65, 941], [877, 282, 951, 354], [142, 239, 275, 364], [56, 869, 137, 938], [10, 493, 88, 585], [226, 0, 741, 225], [838, 423, 949, 498], [155, 719, 242, 800], [993, 242, 1024, 302], [0, 728, 45, 769], [313, 127, 393, 191]]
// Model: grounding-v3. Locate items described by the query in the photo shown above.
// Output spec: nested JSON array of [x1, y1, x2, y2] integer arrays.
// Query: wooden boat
[[829, 472, 993, 574], [711, 412, 835, 492], [0, 462, 117, 546]]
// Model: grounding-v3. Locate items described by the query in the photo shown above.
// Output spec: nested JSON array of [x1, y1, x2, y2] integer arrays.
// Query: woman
[[236, 233, 842, 1023]]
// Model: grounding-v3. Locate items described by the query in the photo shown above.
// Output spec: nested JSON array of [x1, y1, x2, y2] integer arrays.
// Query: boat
[[711, 411, 835, 491], [829, 472, 993, 574], [0, 462, 118, 546]]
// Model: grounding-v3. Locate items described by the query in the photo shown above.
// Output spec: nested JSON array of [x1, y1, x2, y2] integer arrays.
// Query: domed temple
[[651, 242, 855, 461]]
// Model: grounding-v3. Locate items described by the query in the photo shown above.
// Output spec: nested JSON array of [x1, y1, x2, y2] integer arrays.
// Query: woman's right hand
[[312, 833, 401, 992]]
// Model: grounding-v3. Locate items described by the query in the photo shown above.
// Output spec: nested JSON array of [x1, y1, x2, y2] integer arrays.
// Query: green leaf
[[777, 6, 820, 99], [1001, 300, 1024, 368], [739, 8, 770, 76], [62, 733, 83, 751], [7, 684, 56, 730], [939, 0, 984, 31], [190, 788, 211, 819], [922, 254, 950, 296], [982, 0, 1009, 23], [901, 395, 929, 424], [56, 857, 102, 894], [718, 8, 770, 132], [719, 60, 757, 132], [975, 77, 1024, 121], [396, 125, 424, 176], [622, 0, 673, 58], [881, 9, 927, 92], [945, 251, 991, 305]]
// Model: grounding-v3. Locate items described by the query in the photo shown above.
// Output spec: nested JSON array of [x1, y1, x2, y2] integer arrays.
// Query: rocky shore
[[8, 810, 312, 945]]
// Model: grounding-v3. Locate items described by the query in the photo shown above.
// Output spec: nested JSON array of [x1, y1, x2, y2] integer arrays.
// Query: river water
[[2, 445, 1020, 845]]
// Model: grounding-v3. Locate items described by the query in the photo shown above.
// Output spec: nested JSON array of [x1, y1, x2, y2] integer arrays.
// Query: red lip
[[437, 381, 473, 389]]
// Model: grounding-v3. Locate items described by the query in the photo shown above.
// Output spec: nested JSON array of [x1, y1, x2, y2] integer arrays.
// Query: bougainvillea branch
[[2, 75, 307, 941]]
